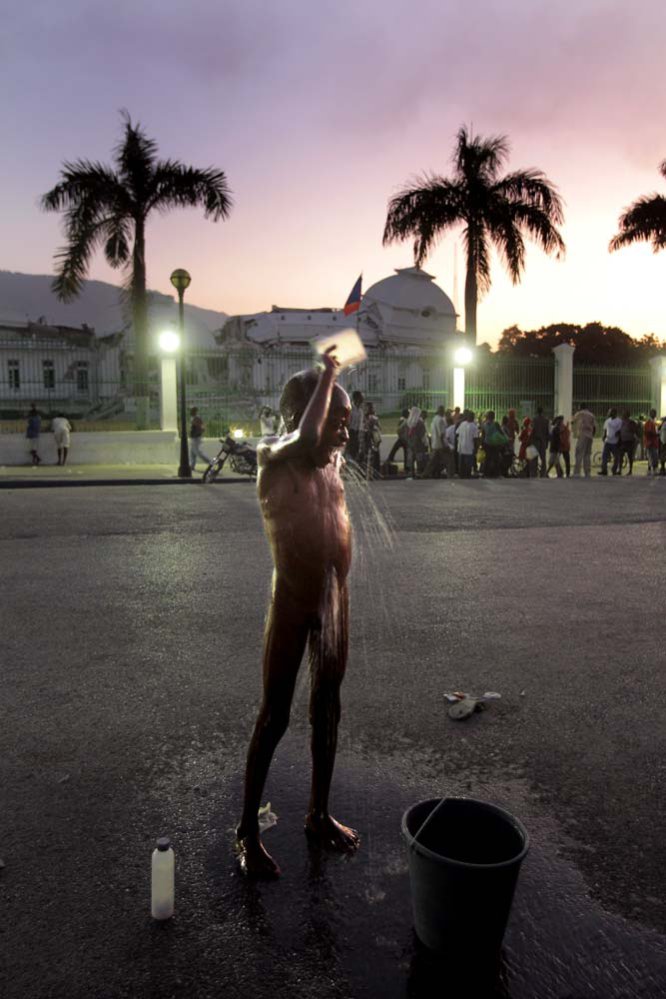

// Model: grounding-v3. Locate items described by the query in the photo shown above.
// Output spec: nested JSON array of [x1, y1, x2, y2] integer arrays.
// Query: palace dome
[[363, 267, 456, 319]]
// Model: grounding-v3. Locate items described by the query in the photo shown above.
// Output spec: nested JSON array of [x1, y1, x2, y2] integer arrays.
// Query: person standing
[[406, 406, 428, 478], [189, 407, 211, 473], [618, 410, 638, 475], [546, 416, 564, 477], [598, 408, 622, 476], [518, 417, 537, 476], [347, 391, 364, 463], [363, 402, 382, 478], [457, 410, 479, 478], [644, 409, 660, 476], [26, 404, 41, 466], [559, 419, 571, 478], [659, 417, 666, 476], [443, 415, 457, 478], [386, 408, 410, 472], [572, 404, 596, 477], [506, 408, 520, 449], [531, 407, 550, 478], [51, 413, 72, 466], [426, 405, 448, 478]]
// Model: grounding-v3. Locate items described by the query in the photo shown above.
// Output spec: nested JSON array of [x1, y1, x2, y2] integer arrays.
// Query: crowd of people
[[341, 391, 666, 479]]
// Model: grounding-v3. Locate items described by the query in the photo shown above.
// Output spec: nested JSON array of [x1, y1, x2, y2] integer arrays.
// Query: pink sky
[[3, 0, 666, 345]]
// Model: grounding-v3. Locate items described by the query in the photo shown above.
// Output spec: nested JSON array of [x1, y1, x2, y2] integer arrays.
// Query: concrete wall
[[0, 431, 183, 465]]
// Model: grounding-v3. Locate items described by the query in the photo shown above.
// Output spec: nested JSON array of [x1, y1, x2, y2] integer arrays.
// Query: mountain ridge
[[0, 271, 228, 348]]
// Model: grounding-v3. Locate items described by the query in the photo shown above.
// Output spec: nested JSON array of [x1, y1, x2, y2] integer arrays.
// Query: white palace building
[[213, 266, 473, 411]]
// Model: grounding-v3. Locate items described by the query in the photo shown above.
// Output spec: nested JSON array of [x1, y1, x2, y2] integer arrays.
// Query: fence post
[[552, 343, 575, 422], [650, 356, 666, 417], [160, 356, 178, 432]]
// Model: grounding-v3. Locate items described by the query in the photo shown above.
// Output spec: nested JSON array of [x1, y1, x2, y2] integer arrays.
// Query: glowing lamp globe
[[159, 330, 180, 352], [454, 347, 473, 366]]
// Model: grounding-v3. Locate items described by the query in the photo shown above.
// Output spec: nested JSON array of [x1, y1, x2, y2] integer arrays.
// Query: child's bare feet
[[236, 833, 281, 879], [304, 813, 360, 853]]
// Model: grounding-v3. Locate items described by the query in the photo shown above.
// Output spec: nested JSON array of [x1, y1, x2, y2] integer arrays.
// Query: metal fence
[[1, 340, 659, 433], [465, 355, 555, 419], [573, 364, 653, 422]]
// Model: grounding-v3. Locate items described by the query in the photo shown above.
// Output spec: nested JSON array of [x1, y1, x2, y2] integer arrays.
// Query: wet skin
[[237, 357, 360, 878]]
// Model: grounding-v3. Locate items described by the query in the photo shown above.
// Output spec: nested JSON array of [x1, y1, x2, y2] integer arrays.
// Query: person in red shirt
[[644, 408, 660, 475]]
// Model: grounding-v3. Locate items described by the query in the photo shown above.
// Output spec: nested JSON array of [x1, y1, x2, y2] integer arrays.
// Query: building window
[[43, 359, 55, 389], [397, 377, 406, 391], [368, 373, 379, 393], [76, 361, 89, 392], [8, 360, 20, 390]]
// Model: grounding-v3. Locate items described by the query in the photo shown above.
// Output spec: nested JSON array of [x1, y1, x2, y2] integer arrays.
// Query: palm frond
[[609, 195, 666, 252], [148, 162, 233, 220], [51, 219, 114, 301], [103, 217, 133, 267], [455, 126, 510, 183], [493, 170, 564, 225], [114, 111, 158, 204], [41, 161, 124, 214], [503, 202, 565, 257], [383, 175, 464, 265], [660, 159, 666, 181], [487, 218, 526, 283]]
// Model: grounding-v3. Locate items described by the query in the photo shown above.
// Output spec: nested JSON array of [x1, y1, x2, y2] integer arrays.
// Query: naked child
[[236, 348, 360, 877]]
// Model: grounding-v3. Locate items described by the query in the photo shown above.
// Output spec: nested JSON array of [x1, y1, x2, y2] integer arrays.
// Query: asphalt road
[[1, 477, 666, 998]]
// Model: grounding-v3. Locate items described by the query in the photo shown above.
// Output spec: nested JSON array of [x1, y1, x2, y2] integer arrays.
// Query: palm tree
[[609, 160, 666, 254], [41, 111, 232, 408], [382, 126, 565, 338]]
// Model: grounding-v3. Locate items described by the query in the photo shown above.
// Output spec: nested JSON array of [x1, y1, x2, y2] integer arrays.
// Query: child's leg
[[237, 590, 309, 875], [306, 575, 359, 852]]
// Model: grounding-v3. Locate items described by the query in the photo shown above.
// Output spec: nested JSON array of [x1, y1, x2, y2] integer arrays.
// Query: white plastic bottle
[[151, 837, 175, 920]]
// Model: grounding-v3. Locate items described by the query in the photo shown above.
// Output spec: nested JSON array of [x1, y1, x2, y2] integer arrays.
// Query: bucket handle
[[409, 797, 448, 851]]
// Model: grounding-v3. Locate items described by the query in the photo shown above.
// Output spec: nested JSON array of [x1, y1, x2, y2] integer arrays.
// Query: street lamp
[[170, 269, 192, 479], [452, 345, 473, 411], [454, 346, 473, 366]]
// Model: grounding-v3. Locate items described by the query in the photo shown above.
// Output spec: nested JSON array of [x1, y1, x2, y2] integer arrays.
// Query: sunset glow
[[3, 1, 666, 345]]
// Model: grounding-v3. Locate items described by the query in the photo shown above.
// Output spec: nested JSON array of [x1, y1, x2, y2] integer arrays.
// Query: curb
[[0, 477, 255, 489]]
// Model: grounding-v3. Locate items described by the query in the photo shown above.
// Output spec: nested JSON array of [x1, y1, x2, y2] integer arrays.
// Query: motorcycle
[[202, 434, 258, 482]]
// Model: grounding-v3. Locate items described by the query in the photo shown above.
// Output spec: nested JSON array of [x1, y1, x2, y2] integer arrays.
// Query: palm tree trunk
[[131, 218, 149, 427], [464, 250, 477, 341]]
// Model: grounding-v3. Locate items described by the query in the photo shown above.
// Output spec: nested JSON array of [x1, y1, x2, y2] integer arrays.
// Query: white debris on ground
[[258, 802, 278, 832], [444, 691, 503, 721]]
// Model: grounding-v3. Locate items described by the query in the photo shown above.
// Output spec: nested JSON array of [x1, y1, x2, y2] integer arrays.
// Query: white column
[[552, 343, 575, 423], [650, 356, 666, 417], [160, 356, 178, 432], [453, 367, 465, 411]]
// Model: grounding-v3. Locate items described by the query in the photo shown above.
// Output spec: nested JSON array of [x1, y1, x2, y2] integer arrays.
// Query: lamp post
[[170, 269, 192, 478], [452, 345, 473, 412]]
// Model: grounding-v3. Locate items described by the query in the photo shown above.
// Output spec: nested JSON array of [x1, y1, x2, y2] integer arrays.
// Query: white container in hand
[[312, 327, 367, 371], [151, 837, 175, 920]]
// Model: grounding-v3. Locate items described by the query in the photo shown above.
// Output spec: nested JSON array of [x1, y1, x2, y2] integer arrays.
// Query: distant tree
[[41, 111, 232, 408], [609, 160, 666, 253], [497, 322, 666, 364], [382, 126, 565, 338]]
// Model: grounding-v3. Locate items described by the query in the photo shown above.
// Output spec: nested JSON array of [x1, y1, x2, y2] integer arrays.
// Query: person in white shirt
[[444, 416, 457, 478], [51, 413, 72, 466], [426, 406, 448, 478], [457, 410, 480, 478], [599, 407, 623, 476]]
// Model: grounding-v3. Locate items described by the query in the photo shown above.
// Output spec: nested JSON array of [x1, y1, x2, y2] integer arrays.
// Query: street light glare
[[454, 347, 473, 365], [159, 330, 180, 352]]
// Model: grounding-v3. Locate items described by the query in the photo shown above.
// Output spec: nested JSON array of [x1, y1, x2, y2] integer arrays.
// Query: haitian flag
[[343, 274, 362, 316]]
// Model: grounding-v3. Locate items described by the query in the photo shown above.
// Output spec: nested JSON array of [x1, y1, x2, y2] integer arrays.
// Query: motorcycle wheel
[[202, 461, 222, 483]]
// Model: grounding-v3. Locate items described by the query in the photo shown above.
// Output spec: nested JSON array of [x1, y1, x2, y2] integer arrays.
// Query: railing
[[573, 364, 653, 422], [465, 355, 555, 418]]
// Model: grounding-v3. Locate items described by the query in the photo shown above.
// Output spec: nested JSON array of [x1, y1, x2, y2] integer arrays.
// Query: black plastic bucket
[[401, 797, 529, 955]]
